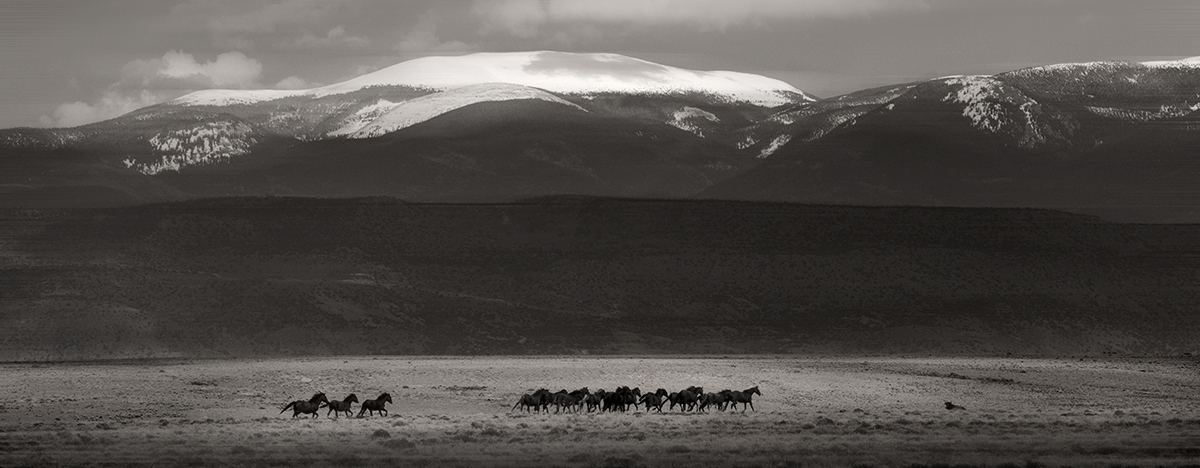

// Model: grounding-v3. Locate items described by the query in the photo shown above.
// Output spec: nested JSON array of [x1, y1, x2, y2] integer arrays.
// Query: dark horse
[[728, 386, 762, 412], [323, 394, 358, 418], [584, 390, 605, 413], [698, 391, 729, 413], [357, 393, 393, 418], [511, 388, 553, 413], [280, 392, 329, 418], [671, 386, 702, 412], [639, 388, 669, 412]]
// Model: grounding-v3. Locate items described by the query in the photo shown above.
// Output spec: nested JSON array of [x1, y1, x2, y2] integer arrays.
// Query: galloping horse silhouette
[[728, 386, 762, 412], [639, 389, 669, 412], [672, 386, 702, 412], [357, 393, 393, 418], [280, 392, 329, 418], [323, 394, 358, 418], [511, 389, 553, 413]]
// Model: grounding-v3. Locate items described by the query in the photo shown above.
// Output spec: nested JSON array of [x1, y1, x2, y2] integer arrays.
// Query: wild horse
[[323, 394, 358, 418], [728, 386, 762, 412], [357, 393, 393, 417], [280, 392, 330, 418], [511, 389, 553, 413]]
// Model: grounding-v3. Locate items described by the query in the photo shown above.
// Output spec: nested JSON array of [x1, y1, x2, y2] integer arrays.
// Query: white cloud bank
[[172, 0, 366, 49], [395, 12, 477, 54], [41, 50, 309, 127], [126, 50, 264, 89], [472, 0, 930, 36]]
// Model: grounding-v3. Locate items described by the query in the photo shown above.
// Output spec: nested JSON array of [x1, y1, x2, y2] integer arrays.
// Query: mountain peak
[[172, 51, 811, 108]]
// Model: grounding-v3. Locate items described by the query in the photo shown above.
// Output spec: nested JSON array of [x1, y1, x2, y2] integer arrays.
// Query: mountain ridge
[[5, 54, 1200, 221], [170, 51, 813, 108]]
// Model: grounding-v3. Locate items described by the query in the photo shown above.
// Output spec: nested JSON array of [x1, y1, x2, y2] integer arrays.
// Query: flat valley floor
[[1, 356, 1198, 467]]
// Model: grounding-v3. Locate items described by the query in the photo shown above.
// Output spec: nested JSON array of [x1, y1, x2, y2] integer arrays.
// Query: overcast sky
[[3, 0, 1200, 128]]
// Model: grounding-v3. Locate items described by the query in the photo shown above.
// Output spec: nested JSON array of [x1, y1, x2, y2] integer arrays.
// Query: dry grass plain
[[0, 356, 1198, 467]]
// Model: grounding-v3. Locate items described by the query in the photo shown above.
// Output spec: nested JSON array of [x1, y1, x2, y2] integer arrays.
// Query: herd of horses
[[279, 386, 762, 418], [280, 392, 392, 418], [510, 386, 763, 414]]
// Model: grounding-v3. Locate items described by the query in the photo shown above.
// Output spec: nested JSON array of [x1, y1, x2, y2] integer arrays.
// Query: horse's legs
[[748, 401, 755, 412]]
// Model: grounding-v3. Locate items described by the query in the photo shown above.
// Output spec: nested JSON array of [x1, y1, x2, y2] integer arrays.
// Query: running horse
[[638, 388, 669, 412], [357, 393, 394, 418], [280, 392, 330, 418], [323, 394, 359, 418], [727, 386, 762, 412]]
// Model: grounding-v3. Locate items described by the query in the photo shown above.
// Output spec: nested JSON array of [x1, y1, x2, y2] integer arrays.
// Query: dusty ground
[[0, 356, 1198, 467]]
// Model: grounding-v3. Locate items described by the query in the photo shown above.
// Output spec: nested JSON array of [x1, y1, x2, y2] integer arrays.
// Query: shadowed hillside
[[1, 196, 1198, 360]]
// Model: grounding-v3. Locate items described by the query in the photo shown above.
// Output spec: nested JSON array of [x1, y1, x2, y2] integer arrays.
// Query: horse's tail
[[280, 401, 296, 414]]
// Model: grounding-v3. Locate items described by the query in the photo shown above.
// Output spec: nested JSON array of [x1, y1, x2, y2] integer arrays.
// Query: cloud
[[40, 50, 285, 127], [172, 0, 362, 49], [118, 50, 264, 92], [288, 25, 370, 49], [472, 0, 930, 36], [274, 75, 316, 90], [40, 90, 161, 128], [395, 12, 477, 54]]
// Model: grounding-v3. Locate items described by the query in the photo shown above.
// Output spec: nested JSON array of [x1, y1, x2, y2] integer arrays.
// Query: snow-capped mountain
[[174, 51, 812, 108], [9, 53, 1200, 221], [155, 50, 810, 147], [0, 51, 810, 181]]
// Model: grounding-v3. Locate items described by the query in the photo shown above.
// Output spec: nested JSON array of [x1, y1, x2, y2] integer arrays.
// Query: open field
[[1, 356, 1198, 467], [5, 198, 1200, 360]]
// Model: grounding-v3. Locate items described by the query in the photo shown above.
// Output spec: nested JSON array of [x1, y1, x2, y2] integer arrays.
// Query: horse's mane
[[308, 392, 326, 403]]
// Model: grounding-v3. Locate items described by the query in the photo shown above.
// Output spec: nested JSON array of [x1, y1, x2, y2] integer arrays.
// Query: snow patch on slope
[[1086, 103, 1200, 121], [805, 110, 863, 142], [172, 89, 304, 107], [350, 83, 586, 139], [940, 75, 1078, 149], [667, 106, 720, 137], [327, 99, 401, 137], [736, 135, 758, 150], [124, 121, 257, 174], [758, 134, 792, 158], [942, 76, 1013, 133]]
